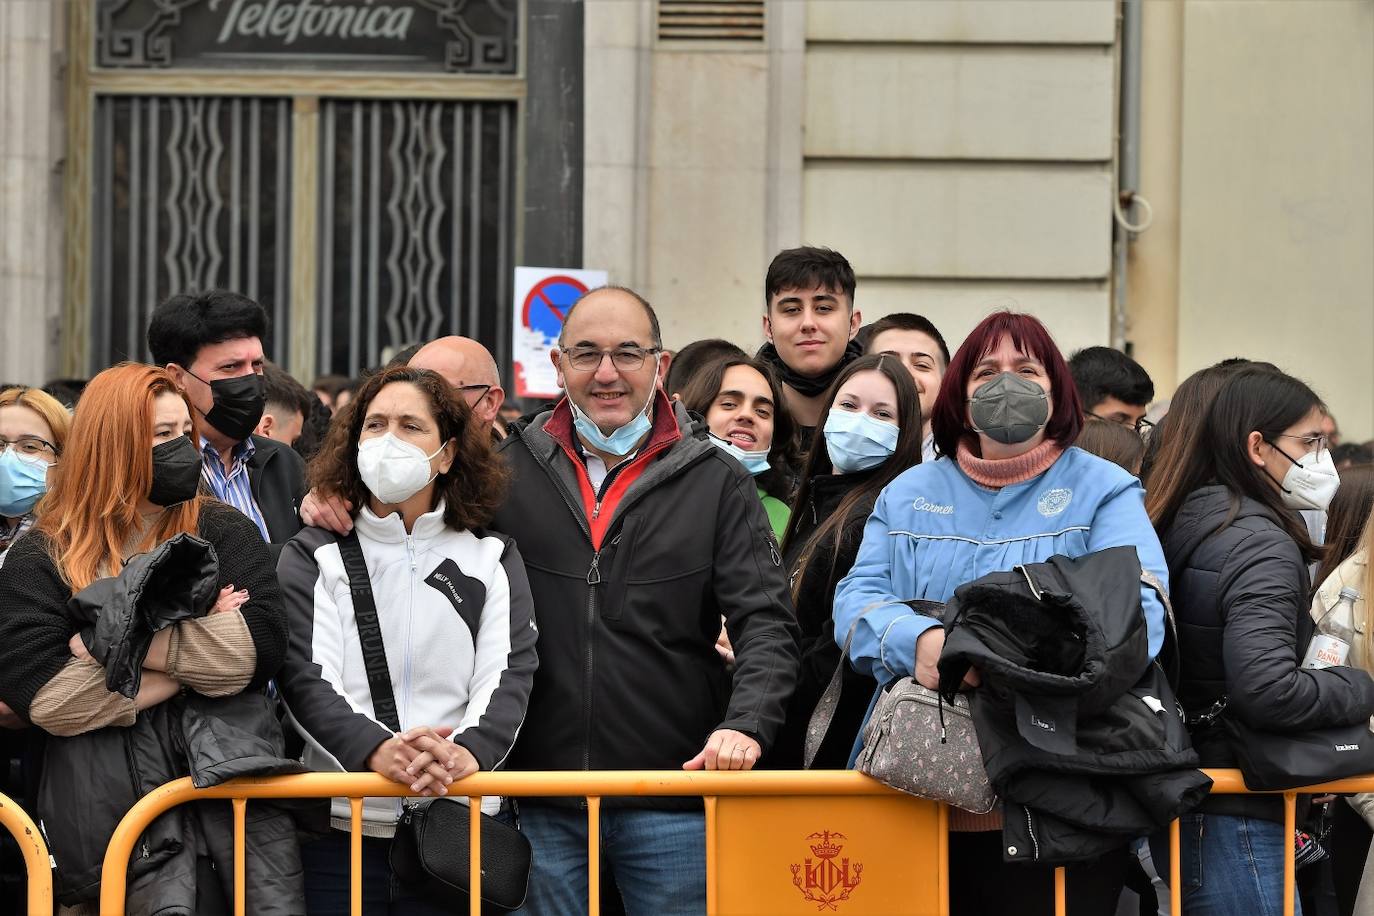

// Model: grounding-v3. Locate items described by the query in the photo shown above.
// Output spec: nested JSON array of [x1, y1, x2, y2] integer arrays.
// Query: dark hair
[[1068, 346, 1155, 411], [1143, 360, 1256, 520], [861, 313, 951, 366], [765, 247, 856, 309], [559, 286, 662, 350], [1332, 442, 1374, 470], [781, 355, 923, 588], [312, 375, 354, 399], [308, 366, 509, 531], [386, 343, 424, 368], [292, 391, 333, 461], [1314, 464, 1374, 588], [41, 378, 88, 410], [665, 338, 748, 396], [929, 312, 1082, 460], [1075, 417, 1145, 476], [1154, 366, 1325, 563], [261, 361, 314, 417], [147, 289, 269, 369], [677, 355, 799, 503]]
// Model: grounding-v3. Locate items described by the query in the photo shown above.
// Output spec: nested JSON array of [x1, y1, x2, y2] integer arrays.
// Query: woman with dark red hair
[[833, 312, 1168, 915]]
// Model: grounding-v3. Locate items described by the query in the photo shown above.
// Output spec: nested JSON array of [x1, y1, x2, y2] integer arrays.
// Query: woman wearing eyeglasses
[[1149, 366, 1374, 916], [0, 386, 70, 568]]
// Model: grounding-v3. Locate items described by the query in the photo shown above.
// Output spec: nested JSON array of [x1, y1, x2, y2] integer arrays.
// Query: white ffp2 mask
[[357, 433, 447, 505]]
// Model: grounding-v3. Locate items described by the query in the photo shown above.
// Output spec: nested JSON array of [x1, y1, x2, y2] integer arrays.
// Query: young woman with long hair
[[833, 312, 1170, 915], [676, 354, 799, 538], [0, 363, 296, 914], [1151, 366, 1374, 916], [769, 354, 923, 768]]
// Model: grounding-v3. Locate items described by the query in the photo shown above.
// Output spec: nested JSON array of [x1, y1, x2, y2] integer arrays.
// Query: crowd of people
[[0, 246, 1371, 915]]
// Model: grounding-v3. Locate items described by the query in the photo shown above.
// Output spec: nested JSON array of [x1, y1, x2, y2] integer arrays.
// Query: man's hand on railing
[[683, 729, 761, 771]]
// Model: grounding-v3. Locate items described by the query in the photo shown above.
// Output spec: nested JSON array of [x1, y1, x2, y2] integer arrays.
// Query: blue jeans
[[1149, 814, 1302, 916], [508, 803, 705, 916], [300, 830, 451, 916]]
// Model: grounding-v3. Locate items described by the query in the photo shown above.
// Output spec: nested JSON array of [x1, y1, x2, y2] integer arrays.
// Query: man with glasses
[[491, 285, 799, 914], [1069, 345, 1156, 433]]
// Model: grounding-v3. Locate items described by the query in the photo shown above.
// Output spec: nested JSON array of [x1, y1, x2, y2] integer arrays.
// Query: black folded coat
[[937, 546, 1212, 866]]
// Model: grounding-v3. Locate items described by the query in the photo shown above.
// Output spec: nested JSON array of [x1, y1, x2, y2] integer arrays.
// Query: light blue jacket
[[833, 446, 1169, 684]]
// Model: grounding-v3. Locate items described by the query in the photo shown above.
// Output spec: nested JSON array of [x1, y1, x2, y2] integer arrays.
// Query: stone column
[[0, 1, 64, 386]]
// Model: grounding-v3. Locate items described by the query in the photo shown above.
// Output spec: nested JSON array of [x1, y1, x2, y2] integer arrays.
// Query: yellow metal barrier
[[98, 770, 944, 916], [0, 790, 53, 913], [91, 768, 1374, 916]]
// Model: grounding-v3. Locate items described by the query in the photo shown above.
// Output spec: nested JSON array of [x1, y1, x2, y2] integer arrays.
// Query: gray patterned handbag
[[807, 600, 996, 814]]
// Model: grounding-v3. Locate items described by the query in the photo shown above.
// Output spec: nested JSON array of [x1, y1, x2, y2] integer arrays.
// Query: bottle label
[[1303, 634, 1351, 669]]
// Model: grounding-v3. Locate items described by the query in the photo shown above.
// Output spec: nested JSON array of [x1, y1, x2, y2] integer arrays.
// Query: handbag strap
[[804, 599, 944, 768], [1140, 568, 1180, 687], [337, 531, 401, 733]]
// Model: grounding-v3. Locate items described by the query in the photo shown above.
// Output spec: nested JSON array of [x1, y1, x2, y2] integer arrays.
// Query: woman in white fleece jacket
[[277, 366, 538, 916]]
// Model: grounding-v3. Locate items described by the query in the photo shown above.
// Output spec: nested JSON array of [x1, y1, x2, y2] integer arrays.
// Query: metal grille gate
[[88, 97, 517, 377], [91, 96, 293, 367], [317, 99, 516, 376]]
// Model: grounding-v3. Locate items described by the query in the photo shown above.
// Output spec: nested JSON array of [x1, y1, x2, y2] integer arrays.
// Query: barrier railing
[[89, 769, 1374, 916], [0, 790, 53, 912]]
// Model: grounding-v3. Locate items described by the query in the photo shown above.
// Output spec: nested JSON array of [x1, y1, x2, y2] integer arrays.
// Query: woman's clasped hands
[[368, 725, 479, 797]]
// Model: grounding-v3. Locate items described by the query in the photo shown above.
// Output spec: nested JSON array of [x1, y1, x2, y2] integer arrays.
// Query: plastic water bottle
[[1302, 586, 1360, 669]]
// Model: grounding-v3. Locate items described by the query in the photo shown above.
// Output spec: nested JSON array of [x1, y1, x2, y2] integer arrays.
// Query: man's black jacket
[[245, 434, 307, 554], [491, 397, 800, 805]]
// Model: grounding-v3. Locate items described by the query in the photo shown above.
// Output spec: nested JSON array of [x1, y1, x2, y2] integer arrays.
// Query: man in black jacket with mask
[[148, 290, 306, 556], [494, 286, 800, 914]]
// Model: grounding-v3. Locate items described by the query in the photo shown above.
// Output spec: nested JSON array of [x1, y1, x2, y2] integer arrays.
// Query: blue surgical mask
[[823, 408, 899, 473], [0, 447, 51, 517], [708, 434, 772, 476], [570, 369, 660, 457]]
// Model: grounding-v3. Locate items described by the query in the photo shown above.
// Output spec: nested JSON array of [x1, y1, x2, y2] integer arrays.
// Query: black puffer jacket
[[938, 547, 1211, 865], [1163, 485, 1374, 823], [773, 470, 880, 768], [492, 396, 800, 805]]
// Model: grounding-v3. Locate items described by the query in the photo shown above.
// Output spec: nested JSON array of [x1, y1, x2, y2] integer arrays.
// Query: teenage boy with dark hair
[[255, 361, 314, 448], [863, 312, 951, 460], [1068, 346, 1156, 432], [148, 289, 306, 553], [758, 247, 862, 440]]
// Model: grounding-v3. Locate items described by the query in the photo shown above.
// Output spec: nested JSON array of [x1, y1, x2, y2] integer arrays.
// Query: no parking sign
[[511, 266, 608, 399]]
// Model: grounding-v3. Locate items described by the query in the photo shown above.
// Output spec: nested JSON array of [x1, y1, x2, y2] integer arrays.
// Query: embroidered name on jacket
[[912, 496, 954, 515], [424, 558, 485, 642]]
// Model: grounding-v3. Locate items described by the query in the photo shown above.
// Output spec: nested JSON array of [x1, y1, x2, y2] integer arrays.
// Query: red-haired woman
[[0, 363, 298, 915], [834, 313, 1169, 915]]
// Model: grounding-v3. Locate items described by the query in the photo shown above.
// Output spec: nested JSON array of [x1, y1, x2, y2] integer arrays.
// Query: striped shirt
[[200, 436, 270, 541]]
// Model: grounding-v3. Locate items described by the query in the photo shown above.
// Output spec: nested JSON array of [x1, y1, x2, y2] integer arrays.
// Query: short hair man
[[863, 312, 950, 461], [148, 290, 306, 553], [299, 335, 507, 533], [759, 247, 862, 437], [255, 361, 313, 447], [1068, 346, 1155, 432], [493, 286, 799, 912]]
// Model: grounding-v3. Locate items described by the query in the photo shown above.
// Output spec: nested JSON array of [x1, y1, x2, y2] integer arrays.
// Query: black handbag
[[337, 532, 533, 912], [1222, 712, 1374, 791]]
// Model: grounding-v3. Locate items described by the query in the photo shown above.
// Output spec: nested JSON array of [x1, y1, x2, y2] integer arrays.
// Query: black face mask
[[757, 339, 863, 399], [148, 436, 204, 507], [186, 370, 266, 442]]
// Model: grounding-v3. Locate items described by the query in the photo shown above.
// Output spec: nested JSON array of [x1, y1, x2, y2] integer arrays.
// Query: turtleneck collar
[[955, 438, 1063, 490], [354, 500, 449, 543]]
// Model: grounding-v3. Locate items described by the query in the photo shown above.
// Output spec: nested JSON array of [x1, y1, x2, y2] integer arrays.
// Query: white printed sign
[[511, 266, 608, 399]]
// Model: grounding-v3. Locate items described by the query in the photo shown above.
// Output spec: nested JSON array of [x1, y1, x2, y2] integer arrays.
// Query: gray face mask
[[968, 371, 1050, 445]]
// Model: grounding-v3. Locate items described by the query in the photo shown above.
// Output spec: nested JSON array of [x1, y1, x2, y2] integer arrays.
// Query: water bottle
[[1302, 586, 1360, 669]]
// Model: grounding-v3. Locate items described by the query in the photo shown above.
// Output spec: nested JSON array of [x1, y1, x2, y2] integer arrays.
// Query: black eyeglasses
[[0, 436, 57, 459], [560, 346, 661, 372], [456, 384, 492, 407], [1087, 412, 1154, 434]]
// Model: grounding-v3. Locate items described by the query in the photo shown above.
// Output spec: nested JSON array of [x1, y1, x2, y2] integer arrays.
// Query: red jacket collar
[[545, 389, 682, 457]]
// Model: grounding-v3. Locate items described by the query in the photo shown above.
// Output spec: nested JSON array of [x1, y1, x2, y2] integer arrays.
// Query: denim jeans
[[508, 803, 705, 916], [1149, 813, 1302, 916], [300, 830, 451, 916]]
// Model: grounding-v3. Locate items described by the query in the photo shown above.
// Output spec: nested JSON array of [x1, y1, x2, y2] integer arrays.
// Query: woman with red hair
[[0, 363, 298, 914], [834, 312, 1169, 915]]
